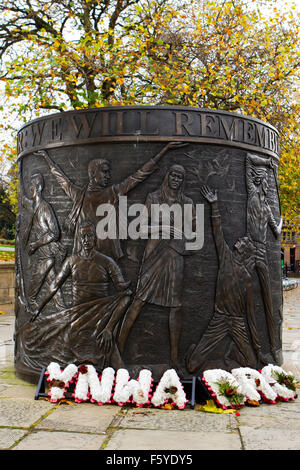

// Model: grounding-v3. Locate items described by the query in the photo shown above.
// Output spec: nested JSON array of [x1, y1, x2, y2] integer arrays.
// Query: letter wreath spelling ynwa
[[44, 363, 297, 410], [15, 106, 283, 383]]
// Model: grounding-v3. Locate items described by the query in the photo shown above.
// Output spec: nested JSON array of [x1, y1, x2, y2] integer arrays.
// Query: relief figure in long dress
[[118, 164, 196, 371]]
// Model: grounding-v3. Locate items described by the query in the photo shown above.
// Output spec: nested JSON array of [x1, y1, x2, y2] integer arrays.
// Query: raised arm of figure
[[116, 142, 188, 196], [34, 150, 81, 202]]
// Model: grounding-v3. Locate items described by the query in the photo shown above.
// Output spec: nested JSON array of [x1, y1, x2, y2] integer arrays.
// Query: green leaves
[[0, 0, 299, 226]]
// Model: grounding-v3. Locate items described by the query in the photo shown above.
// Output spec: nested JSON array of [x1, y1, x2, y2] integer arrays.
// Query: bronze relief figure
[[15, 107, 283, 383], [118, 164, 197, 371], [246, 153, 282, 362], [20, 166, 66, 312], [36, 142, 183, 259], [20, 221, 132, 372], [186, 186, 263, 373]]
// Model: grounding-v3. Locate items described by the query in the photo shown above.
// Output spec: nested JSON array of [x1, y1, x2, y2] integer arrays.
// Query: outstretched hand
[[153, 141, 189, 164], [277, 217, 283, 236], [33, 150, 48, 158], [200, 185, 218, 203]]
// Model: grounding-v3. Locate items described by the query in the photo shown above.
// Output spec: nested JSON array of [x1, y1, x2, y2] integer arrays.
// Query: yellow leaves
[[53, 40, 61, 49], [160, 403, 175, 410], [0, 0, 298, 136], [180, 84, 190, 93], [197, 400, 235, 414], [247, 400, 260, 407]]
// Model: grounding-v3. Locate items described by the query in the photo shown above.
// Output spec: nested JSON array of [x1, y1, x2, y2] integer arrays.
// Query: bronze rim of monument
[[15, 106, 282, 384], [17, 105, 280, 160]]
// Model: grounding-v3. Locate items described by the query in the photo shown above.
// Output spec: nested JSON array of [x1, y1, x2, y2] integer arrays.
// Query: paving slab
[[0, 398, 55, 427], [239, 426, 300, 450], [119, 408, 236, 432], [12, 430, 107, 450], [0, 286, 299, 451], [105, 429, 242, 450], [0, 428, 28, 450], [0, 383, 37, 400], [237, 415, 300, 431], [235, 399, 300, 420], [36, 402, 120, 433]]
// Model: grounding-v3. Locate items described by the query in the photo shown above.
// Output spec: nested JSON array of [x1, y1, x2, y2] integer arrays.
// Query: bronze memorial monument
[[14, 106, 283, 383]]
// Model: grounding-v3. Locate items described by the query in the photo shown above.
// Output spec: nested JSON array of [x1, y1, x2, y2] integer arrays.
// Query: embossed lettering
[[18, 128, 29, 152], [102, 111, 110, 135], [243, 121, 255, 144], [255, 124, 267, 148], [32, 121, 45, 146], [116, 111, 132, 135], [137, 111, 159, 135], [219, 116, 238, 140], [268, 129, 276, 152], [17, 132, 24, 153], [17, 109, 280, 159], [201, 114, 218, 137], [51, 118, 63, 141], [173, 111, 196, 136], [71, 112, 97, 138]]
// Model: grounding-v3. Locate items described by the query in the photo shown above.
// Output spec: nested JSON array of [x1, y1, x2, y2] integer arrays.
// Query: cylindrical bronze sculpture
[[14, 106, 282, 383]]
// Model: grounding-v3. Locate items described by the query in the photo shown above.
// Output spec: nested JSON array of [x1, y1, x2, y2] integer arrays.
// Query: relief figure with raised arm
[[186, 186, 263, 373], [36, 142, 184, 259]]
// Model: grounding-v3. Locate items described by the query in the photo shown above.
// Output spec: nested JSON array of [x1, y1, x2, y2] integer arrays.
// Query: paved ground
[[0, 286, 299, 451]]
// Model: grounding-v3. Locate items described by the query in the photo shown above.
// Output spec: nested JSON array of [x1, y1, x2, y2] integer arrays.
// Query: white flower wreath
[[151, 369, 187, 409], [46, 362, 78, 403], [261, 364, 297, 400], [231, 367, 277, 403], [112, 368, 153, 405], [73, 365, 115, 404], [202, 369, 246, 409]]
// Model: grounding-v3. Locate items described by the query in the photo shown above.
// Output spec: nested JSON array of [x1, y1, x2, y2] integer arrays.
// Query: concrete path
[[0, 286, 299, 451]]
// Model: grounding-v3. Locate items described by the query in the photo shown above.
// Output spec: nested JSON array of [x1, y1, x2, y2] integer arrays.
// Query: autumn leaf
[[196, 400, 235, 414]]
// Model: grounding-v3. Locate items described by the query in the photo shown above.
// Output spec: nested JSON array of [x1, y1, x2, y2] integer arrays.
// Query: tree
[[0, 0, 179, 111], [0, 0, 299, 225], [0, 177, 16, 239]]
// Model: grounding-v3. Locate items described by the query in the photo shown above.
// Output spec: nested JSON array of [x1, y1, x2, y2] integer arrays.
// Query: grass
[[0, 366, 34, 387], [0, 251, 15, 262]]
